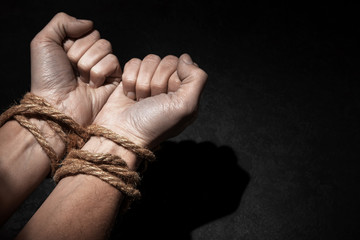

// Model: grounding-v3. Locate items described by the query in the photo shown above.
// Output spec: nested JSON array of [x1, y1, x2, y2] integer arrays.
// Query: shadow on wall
[[111, 140, 249, 240]]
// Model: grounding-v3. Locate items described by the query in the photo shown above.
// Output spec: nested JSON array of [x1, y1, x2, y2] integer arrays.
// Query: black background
[[0, 0, 359, 239]]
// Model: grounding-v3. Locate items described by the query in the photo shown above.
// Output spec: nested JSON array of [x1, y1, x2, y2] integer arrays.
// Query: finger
[[67, 30, 101, 64], [151, 55, 178, 96], [63, 38, 75, 52], [112, 82, 135, 104], [175, 53, 208, 104], [168, 71, 181, 93], [122, 58, 141, 100], [77, 39, 112, 83], [34, 12, 93, 45], [136, 54, 161, 100], [89, 54, 122, 88]]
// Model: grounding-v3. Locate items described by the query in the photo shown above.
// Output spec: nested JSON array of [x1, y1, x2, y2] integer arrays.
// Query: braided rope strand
[[0, 93, 90, 175], [0, 92, 155, 208], [87, 125, 155, 162], [53, 150, 142, 199]]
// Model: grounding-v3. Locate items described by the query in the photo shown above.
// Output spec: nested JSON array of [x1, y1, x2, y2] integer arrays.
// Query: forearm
[[0, 119, 64, 225], [16, 136, 139, 240]]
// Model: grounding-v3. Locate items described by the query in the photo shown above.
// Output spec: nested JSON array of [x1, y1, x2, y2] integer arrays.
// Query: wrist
[[0, 118, 65, 190], [92, 122, 151, 149], [0, 118, 65, 165], [28, 118, 65, 157], [81, 136, 141, 171], [0, 119, 63, 224]]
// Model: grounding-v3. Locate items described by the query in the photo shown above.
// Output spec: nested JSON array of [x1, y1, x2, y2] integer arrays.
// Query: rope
[[53, 149, 141, 199], [0, 92, 154, 204], [0, 93, 88, 174]]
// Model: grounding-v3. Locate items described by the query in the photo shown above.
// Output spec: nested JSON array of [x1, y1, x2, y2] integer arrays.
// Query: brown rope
[[13, 114, 60, 168], [54, 125, 155, 201], [87, 124, 155, 162], [0, 92, 155, 204], [0, 93, 89, 174], [53, 149, 141, 199]]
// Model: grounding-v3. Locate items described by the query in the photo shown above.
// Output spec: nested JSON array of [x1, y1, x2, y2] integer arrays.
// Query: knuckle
[[90, 66, 102, 78], [96, 39, 112, 51], [161, 55, 178, 67], [143, 54, 161, 63], [122, 73, 136, 84], [106, 54, 121, 69], [67, 50, 80, 63], [67, 52, 77, 63], [53, 12, 73, 22], [123, 58, 141, 80], [163, 55, 178, 63], [78, 59, 91, 71], [106, 55, 122, 75], [55, 12, 67, 18], [54, 12, 67, 19], [127, 58, 141, 66], [107, 53, 119, 63], [90, 30, 101, 40]]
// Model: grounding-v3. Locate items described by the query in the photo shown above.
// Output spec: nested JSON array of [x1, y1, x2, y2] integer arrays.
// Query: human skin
[[16, 52, 207, 240], [0, 12, 207, 239], [0, 12, 121, 225]]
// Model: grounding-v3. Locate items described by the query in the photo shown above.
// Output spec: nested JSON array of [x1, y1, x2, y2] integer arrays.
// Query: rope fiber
[[0, 92, 155, 206]]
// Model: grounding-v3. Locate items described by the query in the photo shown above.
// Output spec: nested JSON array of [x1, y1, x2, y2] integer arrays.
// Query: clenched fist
[[30, 12, 122, 126], [94, 53, 208, 149]]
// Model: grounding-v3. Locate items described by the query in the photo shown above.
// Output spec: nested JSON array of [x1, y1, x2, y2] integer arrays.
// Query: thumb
[[34, 12, 93, 45], [176, 54, 208, 104]]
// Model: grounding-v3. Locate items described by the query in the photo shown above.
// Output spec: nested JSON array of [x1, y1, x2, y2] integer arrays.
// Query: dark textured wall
[[0, 1, 359, 239]]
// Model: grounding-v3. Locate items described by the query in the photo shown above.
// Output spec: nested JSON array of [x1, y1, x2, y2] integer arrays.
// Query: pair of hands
[[30, 13, 207, 150]]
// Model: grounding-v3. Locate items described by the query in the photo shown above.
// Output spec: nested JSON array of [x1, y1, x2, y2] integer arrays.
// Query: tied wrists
[[0, 92, 155, 208], [54, 125, 155, 202], [0, 93, 89, 175]]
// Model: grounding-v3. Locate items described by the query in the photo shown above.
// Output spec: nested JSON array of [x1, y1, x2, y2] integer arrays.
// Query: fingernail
[[127, 92, 135, 100], [89, 81, 95, 88], [182, 54, 193, 65]]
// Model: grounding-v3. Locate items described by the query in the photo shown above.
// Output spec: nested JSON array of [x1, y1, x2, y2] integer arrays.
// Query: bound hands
[[0, 12, 207, 233], [31, 12, 207, 166]]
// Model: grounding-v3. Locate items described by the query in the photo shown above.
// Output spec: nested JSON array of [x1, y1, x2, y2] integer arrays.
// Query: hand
[[93, 53, 207, 149], [30, 12, 121, 126]]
